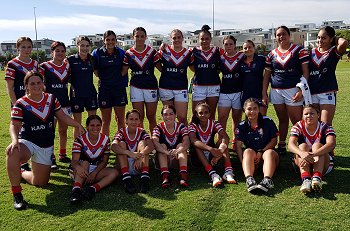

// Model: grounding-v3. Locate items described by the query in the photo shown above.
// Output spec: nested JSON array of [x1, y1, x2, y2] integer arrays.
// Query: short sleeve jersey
[[308, 46, 341, 94], [91, 46, 127, 90], [241, 54, 266, 101], [114, 127, 150, 152], [290, 120, 336, 155], [158, 45, 192, 90], [67, 54, 96, 98], [123, 45, 160, 89], [40, 60, 70, 107], [5, 57, 39, 99], [219, 51, 244, 93], [72, 132, 110, 165], [191, 46, 221, 86], [152, 122, 188, 149], [266, 44, 309, 89], [189, 119, 223, 147], [11, 93, 61, 147], [235, 116, 279, 152]]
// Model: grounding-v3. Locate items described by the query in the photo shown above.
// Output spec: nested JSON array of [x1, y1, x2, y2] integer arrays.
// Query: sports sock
[[73, 182, 82, 190], [301, 172, 311, 181], [92, 183, 101, 192], [11, 185, 22, 195]]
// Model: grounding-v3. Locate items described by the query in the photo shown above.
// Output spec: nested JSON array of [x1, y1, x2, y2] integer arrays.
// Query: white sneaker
[[211, 173, 223, 187], [311, 176, 322, 192], [223, 172, 237, 184], [300, 179, 312, 194]]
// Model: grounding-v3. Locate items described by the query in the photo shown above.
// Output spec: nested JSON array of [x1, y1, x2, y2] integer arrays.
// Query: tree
[[66, 47, 78, 56], [30, 50, 47, 62], [336, 30, 350, 46], [123, 45, 132, 50]]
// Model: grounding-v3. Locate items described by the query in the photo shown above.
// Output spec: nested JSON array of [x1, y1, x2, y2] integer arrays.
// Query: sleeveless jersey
[[266, 44, 309, 89], [158, 45, 192, 90], [191, 46, 221, 86], [309, 46, 341, 94], [152, 121, 188, 149], [290, 120, 335, 155], [92, 46, 127, 90], [124, 45, 160, 89], [40, 60, 70, 107], [114, 127, 150, 152], [72, 132, 110, 165], [11, 93, 61, 147], [5, 57, 39, 99], [219, 51, 244, 93], [241, 54, 266, 101], [67, 53, 96, 98], [189, 119, 223, 147]]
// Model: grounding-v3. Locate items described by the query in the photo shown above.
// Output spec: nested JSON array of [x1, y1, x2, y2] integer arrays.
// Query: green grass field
[[1, 62, 350, 230]]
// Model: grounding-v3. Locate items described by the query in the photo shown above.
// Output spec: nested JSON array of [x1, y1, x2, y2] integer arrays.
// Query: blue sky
[[1, 0, 349, 45]]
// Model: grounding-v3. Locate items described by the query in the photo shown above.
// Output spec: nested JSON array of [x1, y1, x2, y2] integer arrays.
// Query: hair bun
[[201, 24, 211, 31]]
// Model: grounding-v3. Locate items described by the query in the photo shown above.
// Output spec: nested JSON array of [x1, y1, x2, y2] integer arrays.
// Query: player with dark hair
[[308, 26, 348, 125], [6, 71, 84, 210], [69, 115, 118, 204], [218, 35, 244, 151], [235, 98, 279, 194], [158, 29, 192, 125], [263, 25, 310, 155], [92, 30, 128, 136], [111, 109, 154, 194], [68, 36, 98, 138], [189, 25, 221, 119], [189, 102, 236, 188], [288, 105, 336, 194], [152, 105, 190, 188], [41, 41, 71, 166], [241, 40, 267, 115], [122, 27, 162, 131]]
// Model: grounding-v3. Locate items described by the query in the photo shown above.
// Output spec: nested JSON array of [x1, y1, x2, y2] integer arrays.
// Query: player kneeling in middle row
[[111, 109, 154, 194], [152, 105, 190, 188], [189, 102, 236, 187], [70, 115, 118, 204]]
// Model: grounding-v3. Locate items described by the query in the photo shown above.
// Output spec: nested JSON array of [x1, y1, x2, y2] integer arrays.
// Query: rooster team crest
[[129, 143, 135, 150]]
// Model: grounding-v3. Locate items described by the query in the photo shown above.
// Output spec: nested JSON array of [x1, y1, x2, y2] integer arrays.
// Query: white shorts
[[311, 92, 336, 105], [130, 86, 158, 103], [218, 92, 242, 109], [270, 87, 304, 106], [159, 88, 188, 102], [192, 85, 220, 101], [19, 139, 53, 166]]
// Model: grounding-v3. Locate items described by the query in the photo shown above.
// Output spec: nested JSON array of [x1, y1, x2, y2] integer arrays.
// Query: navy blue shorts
[[70, 95, 98, 113], [98, 88, 128, 108]]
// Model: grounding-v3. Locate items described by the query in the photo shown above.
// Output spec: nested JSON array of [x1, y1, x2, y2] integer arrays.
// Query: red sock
[[205, 164, 213, 173], [224, 161, 232, 168], [73, 182, 82, 190], [313, 171, 322, 179], [301, 172, 311, 180], [59, 149, 66, 155], [11, 185, 22, 195], [121, 167, 129, 175], [92, 183, 101, 192], [179, 166, 188, 181], [142, 166, 149, 174], [160, 167, 169, 180]]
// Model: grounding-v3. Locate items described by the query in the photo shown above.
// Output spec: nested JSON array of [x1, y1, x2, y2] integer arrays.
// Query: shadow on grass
[[28, 181, 165, 219], [268, 153, 350, 199]]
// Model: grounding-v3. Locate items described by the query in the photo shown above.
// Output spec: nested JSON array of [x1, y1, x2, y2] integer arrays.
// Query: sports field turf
[[1, 62, 350, 230]]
